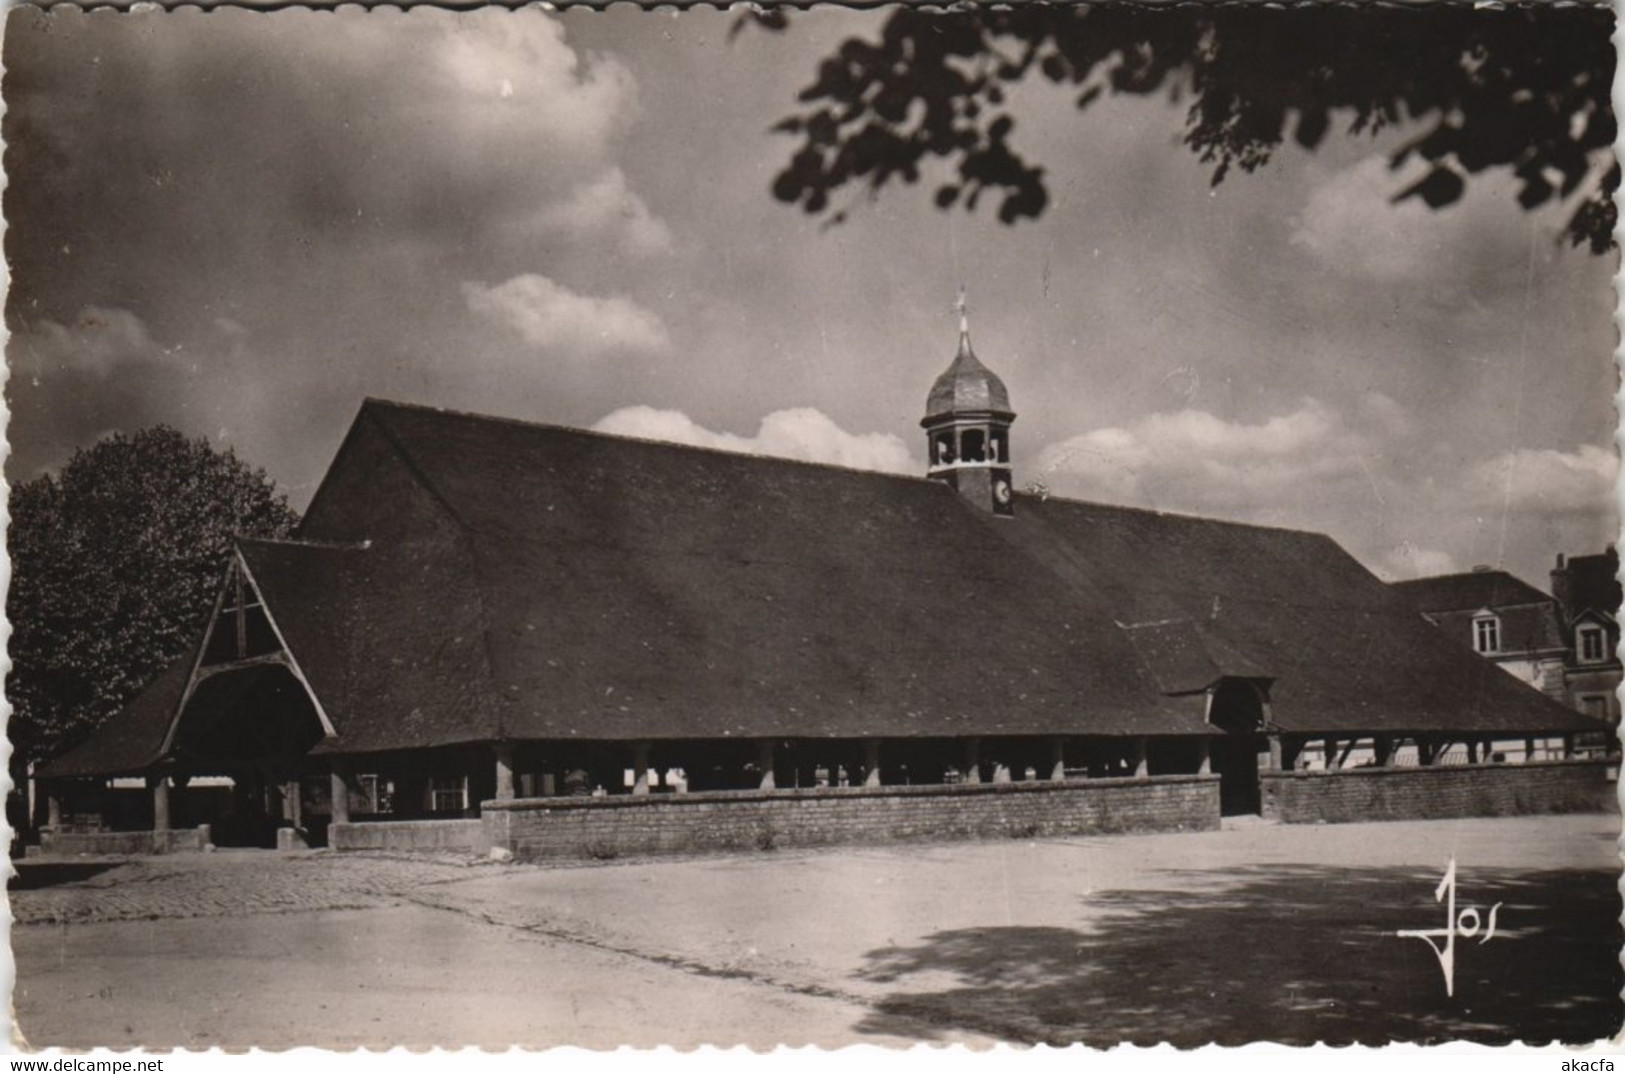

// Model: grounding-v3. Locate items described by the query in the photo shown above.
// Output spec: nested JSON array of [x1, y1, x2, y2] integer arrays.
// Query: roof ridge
[[1020, 489, 1335, 541], [359, 397, 1352, 544], [359, 396, 946, 487]]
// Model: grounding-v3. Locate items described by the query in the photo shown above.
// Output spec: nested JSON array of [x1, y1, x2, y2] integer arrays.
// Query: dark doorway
[[1212, 735, 1262, 816]]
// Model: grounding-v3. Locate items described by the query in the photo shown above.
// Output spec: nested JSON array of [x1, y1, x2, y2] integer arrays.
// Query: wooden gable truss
[[159, 548, 338, 757]]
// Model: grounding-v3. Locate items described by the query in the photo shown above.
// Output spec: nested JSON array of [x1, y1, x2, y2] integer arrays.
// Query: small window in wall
[[1582, 695, 1610, 723], [1473, 615, 1501, 654], [426, 775, 468, 813], [1579, 624, 1608, 663]]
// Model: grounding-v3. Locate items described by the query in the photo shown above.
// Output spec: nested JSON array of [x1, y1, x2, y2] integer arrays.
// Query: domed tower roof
[[922, 300, 1013, 424]]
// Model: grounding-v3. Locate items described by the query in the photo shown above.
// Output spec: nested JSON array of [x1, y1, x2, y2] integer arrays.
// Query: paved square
[[12, 815, 1620, 1048]]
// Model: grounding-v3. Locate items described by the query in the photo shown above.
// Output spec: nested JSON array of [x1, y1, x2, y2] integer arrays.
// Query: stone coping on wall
[[328, 818, 486, 852], [36, 825, 211, 857], [479, 771, 1217, 812]]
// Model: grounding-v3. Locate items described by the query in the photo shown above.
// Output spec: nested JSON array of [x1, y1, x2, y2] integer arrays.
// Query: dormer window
[[1472, 614, 1500, 654], [1578, 623, 1608, 663]]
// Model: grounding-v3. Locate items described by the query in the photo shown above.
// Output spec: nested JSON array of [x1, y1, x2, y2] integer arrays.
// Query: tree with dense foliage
[[759, 3, 1616, 251], [8, 427, 299, 766]]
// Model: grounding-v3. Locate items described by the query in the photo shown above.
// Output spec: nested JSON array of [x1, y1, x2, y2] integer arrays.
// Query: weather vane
[[954, 287, 970, 336]]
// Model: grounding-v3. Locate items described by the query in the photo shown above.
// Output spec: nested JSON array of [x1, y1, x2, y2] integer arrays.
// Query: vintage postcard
[[3, 0, 1620, 1054]]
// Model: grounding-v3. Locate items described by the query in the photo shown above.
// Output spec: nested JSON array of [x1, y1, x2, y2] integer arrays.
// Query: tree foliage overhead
[[764, 3, 1617, 251], [8, 427, 299, 764]]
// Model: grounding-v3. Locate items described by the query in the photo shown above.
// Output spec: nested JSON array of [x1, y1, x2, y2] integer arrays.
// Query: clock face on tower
[[990, 469, 1014, 516]]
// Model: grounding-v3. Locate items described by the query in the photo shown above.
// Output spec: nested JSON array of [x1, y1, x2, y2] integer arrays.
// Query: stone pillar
[[45, 789, 62, 831], [1131, 738, 1149, 779], [1049, 738, 1067, 781], [631, 742, 652, 796], [1267, 735, 1284, 772], [494, 743, 516, 801], [963, 738, 982, 785], [1197, 738, 1212, 776], [756, 740, 777, 791], [991, 762, 1011, 784], [863, 740, 882, 788], [330, 764, 352, 825], [150, 775, 171, 832]]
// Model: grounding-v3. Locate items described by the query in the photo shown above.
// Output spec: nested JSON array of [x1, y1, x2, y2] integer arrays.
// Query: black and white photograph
[[3, 0, 1621, 1053]]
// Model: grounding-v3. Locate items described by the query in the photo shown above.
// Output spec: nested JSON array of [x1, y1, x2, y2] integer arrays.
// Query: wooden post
[[863, 740, 882, 788], [1466, 739, 1480, 764], [631, 742, 652, 796], [494, 743, 516, 801], [1049, 738, 1067, 781], [1267, 735, 1284, 772], [1374, 736, 1394, 768], [150, 775, 171, 833], [963, 738, 982, 784], [1563, 733, 1577, 759], [1131, 738, 1149, 779], [1323, 737, 1340, 771], [1197, 738, 1212, 776], [283, 779, 302, 827], [1524, 736, 1538, 763], [330, 764, 352, 825], [756, 740, 776, 791]]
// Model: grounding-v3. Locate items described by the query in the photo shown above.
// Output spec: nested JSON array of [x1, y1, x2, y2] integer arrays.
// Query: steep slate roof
[[50, 398, 1601, 775], [237, 537, 500, 754], [40, 660, 190, 778]]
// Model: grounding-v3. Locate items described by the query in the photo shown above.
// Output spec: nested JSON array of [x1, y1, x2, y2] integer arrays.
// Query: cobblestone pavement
[[9, 849, 512, 925]]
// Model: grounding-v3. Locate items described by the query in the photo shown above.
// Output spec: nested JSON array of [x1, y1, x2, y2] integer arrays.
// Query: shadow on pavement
[[9, 862, 122, 891], [853, 864, 1622, 1046]]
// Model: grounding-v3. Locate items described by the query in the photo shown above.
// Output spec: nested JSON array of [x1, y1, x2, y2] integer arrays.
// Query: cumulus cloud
[[12, 306, 175, 378], [529, 168, 673, 257], [463, 274, 669, 357], [1032, 399, 1379, 514], [1466, 444, 1617, 516], [592, 405, 914, 474], [1289, 155, 1569, 286]]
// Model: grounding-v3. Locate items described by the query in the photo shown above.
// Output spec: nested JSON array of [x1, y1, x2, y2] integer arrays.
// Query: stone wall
[[328, 818, 486, 853], [38, 825, 211, 856], [482, 775, 1220, 861], [1261, 759, 1616, 825]]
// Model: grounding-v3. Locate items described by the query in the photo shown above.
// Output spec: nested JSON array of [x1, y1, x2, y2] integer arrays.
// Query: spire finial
[[954, 286, 970, 338]]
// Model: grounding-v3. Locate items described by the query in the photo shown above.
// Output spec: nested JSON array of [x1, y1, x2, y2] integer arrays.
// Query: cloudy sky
[[4, 5, 1617, 588]]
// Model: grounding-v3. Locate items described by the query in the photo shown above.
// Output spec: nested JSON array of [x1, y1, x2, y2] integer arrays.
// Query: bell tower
[[921, 291, 1016, 516]]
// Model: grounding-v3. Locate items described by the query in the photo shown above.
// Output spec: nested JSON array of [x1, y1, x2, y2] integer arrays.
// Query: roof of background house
[[1392, 570, 1555, 613], [45, 399, 1602, 776]]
